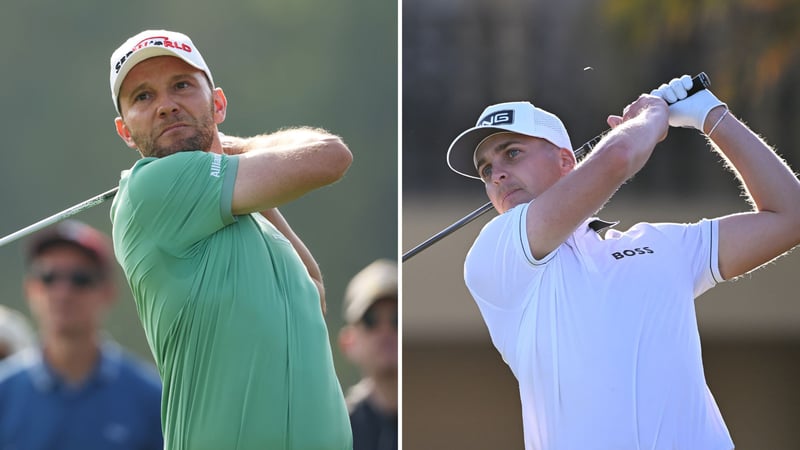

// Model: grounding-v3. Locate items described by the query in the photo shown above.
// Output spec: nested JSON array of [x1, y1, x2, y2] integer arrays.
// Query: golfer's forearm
[[223, 128, 353, 190], [231, 127, 346, 155], [706, 108, 800, 216], [526, 111, 662, 259], [231, 136, 351, 214]]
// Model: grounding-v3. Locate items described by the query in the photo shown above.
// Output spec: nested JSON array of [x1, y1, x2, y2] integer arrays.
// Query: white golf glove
[[650, 74, 726, 131]]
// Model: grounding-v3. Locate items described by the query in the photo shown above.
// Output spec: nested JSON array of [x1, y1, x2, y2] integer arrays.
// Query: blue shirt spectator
[[0, 220, 163, 450], [0, 341, 162, 450]]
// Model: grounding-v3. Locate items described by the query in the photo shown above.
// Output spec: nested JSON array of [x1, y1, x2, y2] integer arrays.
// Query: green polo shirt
[[110, 151, 351, 450]]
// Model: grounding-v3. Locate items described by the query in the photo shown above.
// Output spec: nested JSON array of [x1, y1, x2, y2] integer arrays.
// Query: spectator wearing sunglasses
[[0, 220, 163, 450], [339, 258, 398, 450]]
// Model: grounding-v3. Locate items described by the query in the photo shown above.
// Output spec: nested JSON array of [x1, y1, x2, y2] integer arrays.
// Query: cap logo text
[[114, 36, 194, 74], [477, 110, 514, 127]]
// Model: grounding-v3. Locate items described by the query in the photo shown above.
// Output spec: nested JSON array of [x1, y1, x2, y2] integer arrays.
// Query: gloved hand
[[650, 74, 726, 131]]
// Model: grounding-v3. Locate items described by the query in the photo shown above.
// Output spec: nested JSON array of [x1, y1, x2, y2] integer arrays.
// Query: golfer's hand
[[650, 75, 725, 131], [219, 132, 246, 155], [607, 94, 669, 143]]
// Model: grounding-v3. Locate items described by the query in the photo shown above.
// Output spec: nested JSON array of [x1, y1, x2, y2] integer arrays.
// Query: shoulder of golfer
[[221, 127, 353, 215], [525, 94, 669, 260], [699, 103, 800, 280]]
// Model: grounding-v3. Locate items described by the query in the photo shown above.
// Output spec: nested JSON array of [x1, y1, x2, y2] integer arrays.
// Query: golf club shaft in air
[[0, 187, 119, 248]]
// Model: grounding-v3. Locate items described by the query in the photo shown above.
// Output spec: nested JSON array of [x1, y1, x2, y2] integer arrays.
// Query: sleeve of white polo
[[657, 218, 723, 298], [517, 202, 559, 266], [464, 203, 555, 311], [697, 218, 723, 294]]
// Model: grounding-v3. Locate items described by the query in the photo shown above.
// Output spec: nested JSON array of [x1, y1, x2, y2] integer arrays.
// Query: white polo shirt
[[465, 203, 734, 450]]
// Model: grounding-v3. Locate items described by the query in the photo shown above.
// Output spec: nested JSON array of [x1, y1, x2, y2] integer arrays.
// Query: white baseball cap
[[446, 101, 573, 179], [109, 30, 214, 113]]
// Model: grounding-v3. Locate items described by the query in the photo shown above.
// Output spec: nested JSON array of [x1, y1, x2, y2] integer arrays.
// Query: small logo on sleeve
[[210, 154, 222, 178]]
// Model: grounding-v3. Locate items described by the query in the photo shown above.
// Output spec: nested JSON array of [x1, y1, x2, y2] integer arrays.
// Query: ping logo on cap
[[113, 36, 194, 74], [477, 109, 514, 127]]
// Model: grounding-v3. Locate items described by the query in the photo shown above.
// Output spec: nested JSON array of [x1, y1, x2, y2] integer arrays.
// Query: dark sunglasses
[[32, 269, 103, 288], [361, 308, 398, 331]]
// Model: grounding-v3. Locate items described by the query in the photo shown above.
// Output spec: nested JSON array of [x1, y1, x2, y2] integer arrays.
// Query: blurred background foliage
[[0, 0, 397, 390], [403, 0, 800, 199]]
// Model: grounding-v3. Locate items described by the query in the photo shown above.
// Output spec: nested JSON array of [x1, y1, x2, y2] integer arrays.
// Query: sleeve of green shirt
[[125, 151, 239, 254]]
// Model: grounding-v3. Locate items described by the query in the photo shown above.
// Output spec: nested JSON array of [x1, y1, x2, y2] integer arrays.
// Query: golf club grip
[[684, 72, 711, 98], [574, 72, 710, 161]]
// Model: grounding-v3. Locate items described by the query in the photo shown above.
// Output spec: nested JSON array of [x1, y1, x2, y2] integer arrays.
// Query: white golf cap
[[446, 101, 573, 180], [109, 30, 214, 113]]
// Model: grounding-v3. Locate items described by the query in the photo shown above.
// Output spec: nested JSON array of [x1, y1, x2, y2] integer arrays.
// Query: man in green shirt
[[108, 29, 353, 449]]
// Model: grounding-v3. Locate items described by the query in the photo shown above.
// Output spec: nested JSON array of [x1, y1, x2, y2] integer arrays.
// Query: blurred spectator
[[339, 259, 398, 450], [0, 305, 35, 360], [0, 220, 163, 450]]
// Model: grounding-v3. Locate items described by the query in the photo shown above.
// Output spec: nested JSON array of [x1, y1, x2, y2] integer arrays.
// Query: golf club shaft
[[402, 201, 495, 262], [0, 187, 119, 248], [402, 73, 710, 262]]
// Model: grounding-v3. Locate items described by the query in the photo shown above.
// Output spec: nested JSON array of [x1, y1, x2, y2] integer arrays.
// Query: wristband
[[707, 108, 729, 137]]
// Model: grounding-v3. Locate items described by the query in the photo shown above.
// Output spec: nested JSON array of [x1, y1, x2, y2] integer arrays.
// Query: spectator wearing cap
[[0, 305, 35, 360], [339, 259, 398, 450], [0, 220, 163, 450]]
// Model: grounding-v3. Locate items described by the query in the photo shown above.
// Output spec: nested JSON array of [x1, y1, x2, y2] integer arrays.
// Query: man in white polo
[[445, 75, 800, 449]]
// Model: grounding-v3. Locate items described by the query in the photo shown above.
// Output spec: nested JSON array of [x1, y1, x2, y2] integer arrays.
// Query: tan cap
[[343, 259, 398, 324]]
